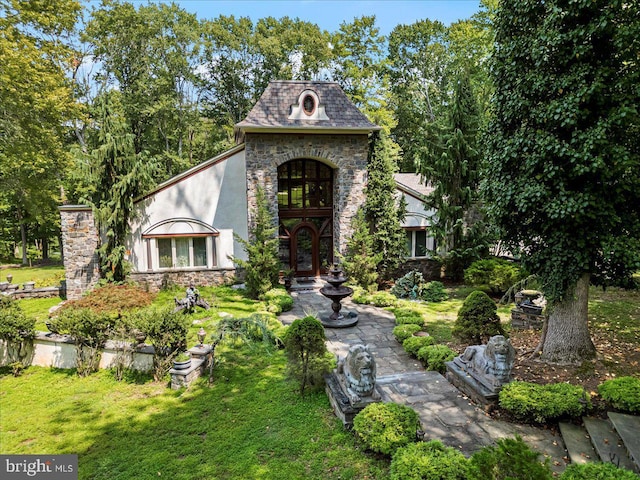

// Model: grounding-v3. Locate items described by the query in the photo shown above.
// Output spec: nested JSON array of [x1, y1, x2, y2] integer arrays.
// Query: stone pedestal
[[169, 344, 213, 390], [325, 371, 380, 428], [511, 308, 545, 330], [445, 361, 499, 407]]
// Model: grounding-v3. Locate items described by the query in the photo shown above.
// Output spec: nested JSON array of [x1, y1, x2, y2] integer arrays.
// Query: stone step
[[583, 416, 637, 472], [558, 421, 597, 465], [608, 412, 640, 473]]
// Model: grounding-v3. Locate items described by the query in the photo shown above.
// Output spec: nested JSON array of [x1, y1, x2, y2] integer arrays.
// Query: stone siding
[[395, 258, 443, 281], [59, 206, 100, 300], [244, 133, 369, 254], [130, 268, 237, 293]]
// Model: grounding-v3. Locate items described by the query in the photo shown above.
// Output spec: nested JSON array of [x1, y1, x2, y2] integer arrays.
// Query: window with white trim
[[405, 229, 435, 258], [154, 236, 213, 269]]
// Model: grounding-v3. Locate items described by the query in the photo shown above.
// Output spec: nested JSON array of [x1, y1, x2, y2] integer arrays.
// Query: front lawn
[[0, 265, 64, 287], [0, 346, 388, 480]]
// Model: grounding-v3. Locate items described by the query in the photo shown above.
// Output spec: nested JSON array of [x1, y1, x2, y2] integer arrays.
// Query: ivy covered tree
[[483, 0, 640, 364], [365, 131, 407, 282]]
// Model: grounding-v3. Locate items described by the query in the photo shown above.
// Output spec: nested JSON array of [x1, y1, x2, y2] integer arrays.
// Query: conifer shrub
[[391, 271, 448, 302], [341, 209, 381, 292], [351, 286, 373, 305], [353, 402, 420, 456], [464, 258, 524, 294], [559, 462, 639, 480], [598, 376, 640, 413], [393, 308, 425, 326], [402, 336, 435, 357], [370, 291, 398, 307], [0, 297, 35, 366], [58, 283, 153, 314], [262, 287, 293, 314], [393, 324, 422, 344], [453, 290, 504, 345], [499, 381, 591, 423], [416, 344, 456, 373], [468, 435, 553, 480], [390, 440, 469, 480]]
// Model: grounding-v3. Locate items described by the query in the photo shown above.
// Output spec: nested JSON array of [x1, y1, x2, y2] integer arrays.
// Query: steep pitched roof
[[235, 81, 380, 134], [394, 173, 434, 200]]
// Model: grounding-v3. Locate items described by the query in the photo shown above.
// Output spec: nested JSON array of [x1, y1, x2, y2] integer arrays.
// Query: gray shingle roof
[[394, 173, 434, 199], [235, 81, 380, 132]]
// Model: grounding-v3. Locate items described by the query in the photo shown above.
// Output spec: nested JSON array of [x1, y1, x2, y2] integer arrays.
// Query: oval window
[[303, 95, 315, 115]]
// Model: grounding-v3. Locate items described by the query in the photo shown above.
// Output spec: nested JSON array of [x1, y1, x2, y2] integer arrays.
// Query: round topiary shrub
[[416, 345, 456, 373], [390, 440, 469, 480], [353, 402, 420, 456], [559, 462, 639, 480], [393, 324, 422, 344], [402, 335, 435, 357], [468, 435, 553, 480], [453, 290, 504, 345], [499, 381, 591, 423], [598, 376, 640, 413]]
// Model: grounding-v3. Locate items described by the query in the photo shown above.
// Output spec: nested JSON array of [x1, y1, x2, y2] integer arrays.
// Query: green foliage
[[453, 290, 504, 345], [263, 288, 293, 315], [464, 259, 524, 295], [283, 316, 330, 395], [390, 440, 470, 480], [0, 296, 35, 342], [468, 435, 553, 480], [392, 271, 449, 302], [483, 0, 640, 304], [133, 306, 190, 381], [559, 462, 640, 480], [598, 376, 640, 413], [402, 336, 435, 357], [393, 324, 422, 344], [59, 283, 153, 315], [351, 286, 374, 305], [52, 308, 117, 377], [416, 344, 456, 373], [365, 131, 407, 281], [353, 402, 420, 456], [393, 308, 425, 326], [234, 186, 281, 299], [370, 291, 398, 307], [499, 381, 591, 423], [341, 209, 381, 292]]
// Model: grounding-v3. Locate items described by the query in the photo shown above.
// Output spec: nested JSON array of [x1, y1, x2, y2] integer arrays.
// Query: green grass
[[0, 348, 388, 480], [17, 297, 63, 331], [588, 286, 640, 344], [1, 265, 64, 286]]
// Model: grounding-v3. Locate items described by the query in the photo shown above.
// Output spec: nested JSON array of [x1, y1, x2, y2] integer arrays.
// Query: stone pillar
[[59, 205, 101, 300]]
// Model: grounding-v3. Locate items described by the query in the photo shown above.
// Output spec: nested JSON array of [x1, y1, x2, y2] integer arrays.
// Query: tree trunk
[[18, 211, 28, 265], [540, 273, 596, 365]]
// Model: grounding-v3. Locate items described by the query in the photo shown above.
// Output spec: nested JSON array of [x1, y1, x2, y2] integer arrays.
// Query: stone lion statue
[[337, 344, 378, 403], [459, 335, 515, 389]]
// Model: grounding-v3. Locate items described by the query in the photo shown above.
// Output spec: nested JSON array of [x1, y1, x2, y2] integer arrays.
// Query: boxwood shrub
[[262, 288, 294, 314], [393, 308, 425, 327], [597, 376, 640, 413], [353, 402, 420, 456], [468, 435, 552, 480], [499, 381, 591, 423], [370, 291, 398, 307], [402, 335, 435, 357], [416, 345, 456, 374], [390, 440, 469, 480], [560, 462, 640, 480], [393, 324, 422, 344]]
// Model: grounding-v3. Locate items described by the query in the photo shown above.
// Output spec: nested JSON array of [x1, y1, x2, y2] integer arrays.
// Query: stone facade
[[59, 206, 100, 300], [130, 268, 237, 293], [244, 133, 369, 254], [394, 258, 443, 282]]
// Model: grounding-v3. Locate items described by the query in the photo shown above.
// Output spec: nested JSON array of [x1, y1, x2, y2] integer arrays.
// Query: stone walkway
[[279, 289, 568, 473]]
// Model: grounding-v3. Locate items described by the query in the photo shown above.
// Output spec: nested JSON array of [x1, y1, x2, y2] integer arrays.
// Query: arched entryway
[[278, 159, 333, 277]]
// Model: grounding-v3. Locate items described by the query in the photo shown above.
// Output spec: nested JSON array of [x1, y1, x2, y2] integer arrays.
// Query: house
[[60, 81, 438, 299]]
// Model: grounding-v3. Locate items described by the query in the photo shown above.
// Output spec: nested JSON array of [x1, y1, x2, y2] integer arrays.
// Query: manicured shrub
[[351, 286, 373, 305], [283, 316, 331, 395], [453, 290, 504, 345], [416, 344, 456, 373], [393, 308, 425, 327], [393, 324, 422, 344], [499, 381, 591, 423], [58, 283, 153, 314], [391, 271, 448, 302], [560, 462, 639, 480], [468, 435, 553, 480], [403, 336, 435, 357], [371, 291, 398, 307], [598, 376, 640, 413], [464, 258, 524, 294], [353, 402, 420, 456], [262, 287, 293, 314], [390, 440, 469, 480]]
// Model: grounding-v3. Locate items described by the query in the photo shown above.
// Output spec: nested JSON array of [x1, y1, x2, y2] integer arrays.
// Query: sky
[[86, 1, 482, 34]]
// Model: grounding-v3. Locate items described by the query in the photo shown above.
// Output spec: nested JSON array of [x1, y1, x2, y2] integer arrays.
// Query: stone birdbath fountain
[[320, 263, 358, 328]]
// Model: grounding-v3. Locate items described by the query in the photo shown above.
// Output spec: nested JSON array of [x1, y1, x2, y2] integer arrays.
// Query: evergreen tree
[[233, 186, 281, 299], [365, 131, 407, 281], [341, 209, 381, 293]]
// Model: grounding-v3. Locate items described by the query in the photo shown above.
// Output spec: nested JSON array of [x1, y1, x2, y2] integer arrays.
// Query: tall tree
[[0, 0, 82, 263], [483, 0, 640, 364]]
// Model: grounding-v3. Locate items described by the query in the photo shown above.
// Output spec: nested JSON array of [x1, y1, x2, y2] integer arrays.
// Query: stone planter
[[172, 358, 191, 370], [24, 281, 35, 291]]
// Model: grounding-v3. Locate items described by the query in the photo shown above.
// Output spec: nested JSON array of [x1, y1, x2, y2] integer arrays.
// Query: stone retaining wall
[[130, 268, 237, 293]]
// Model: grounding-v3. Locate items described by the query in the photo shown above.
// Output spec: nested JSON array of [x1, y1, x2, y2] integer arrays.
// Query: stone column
[[59, 205, 101, 300]]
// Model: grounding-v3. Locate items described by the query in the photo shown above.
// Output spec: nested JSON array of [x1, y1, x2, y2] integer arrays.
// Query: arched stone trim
[[142, 218, 218, 237]]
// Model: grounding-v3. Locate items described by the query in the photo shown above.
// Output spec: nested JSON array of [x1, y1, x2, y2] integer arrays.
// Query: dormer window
[[303, 95, 316, 115]]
